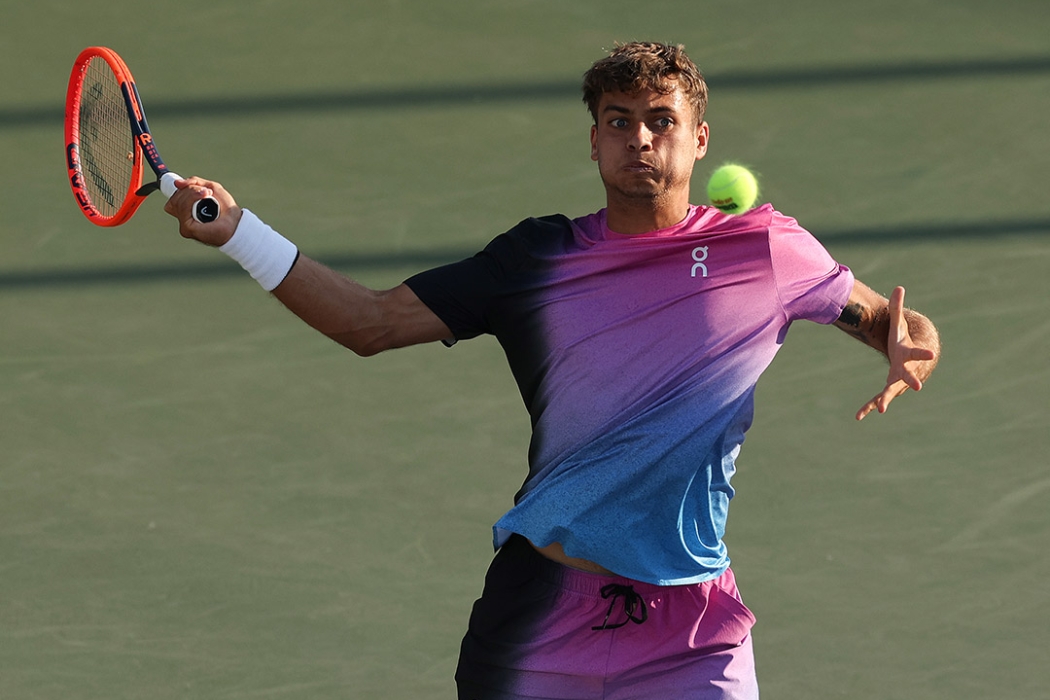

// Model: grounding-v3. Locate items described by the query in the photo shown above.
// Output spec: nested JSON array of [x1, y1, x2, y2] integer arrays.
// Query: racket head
[[64, 47, 146, 227]]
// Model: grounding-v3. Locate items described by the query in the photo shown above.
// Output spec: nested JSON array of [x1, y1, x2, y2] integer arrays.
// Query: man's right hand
[[163, 176, 242, 247]]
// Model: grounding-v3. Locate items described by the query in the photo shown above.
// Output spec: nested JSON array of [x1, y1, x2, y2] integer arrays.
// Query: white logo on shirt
[[691, 246, 709, 278]]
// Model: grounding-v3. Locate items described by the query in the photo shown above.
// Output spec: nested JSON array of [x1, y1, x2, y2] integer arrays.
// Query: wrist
[[219, 209, 299, 291]]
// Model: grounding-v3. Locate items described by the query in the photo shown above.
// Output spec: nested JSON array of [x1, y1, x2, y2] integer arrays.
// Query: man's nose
[[627, 124, 654, 151]]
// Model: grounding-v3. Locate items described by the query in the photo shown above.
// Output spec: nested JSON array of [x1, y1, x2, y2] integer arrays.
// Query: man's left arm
[[833, 280, 941, 420]]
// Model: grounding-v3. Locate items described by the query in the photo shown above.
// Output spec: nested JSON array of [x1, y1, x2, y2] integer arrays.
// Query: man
[[166, 42, 939, 700]]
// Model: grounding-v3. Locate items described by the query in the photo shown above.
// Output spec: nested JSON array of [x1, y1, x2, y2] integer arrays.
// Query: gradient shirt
[[405, 203, 854, 585]]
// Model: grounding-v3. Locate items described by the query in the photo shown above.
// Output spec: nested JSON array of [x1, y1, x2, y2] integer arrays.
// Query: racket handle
[[159, 172, 221, 224]]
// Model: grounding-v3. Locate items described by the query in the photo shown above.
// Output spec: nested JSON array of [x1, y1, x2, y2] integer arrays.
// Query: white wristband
[[219, 209, 299, 291]]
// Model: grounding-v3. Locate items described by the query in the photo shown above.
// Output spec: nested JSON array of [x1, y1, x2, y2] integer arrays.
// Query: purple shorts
[[456, 536, 759, 700]]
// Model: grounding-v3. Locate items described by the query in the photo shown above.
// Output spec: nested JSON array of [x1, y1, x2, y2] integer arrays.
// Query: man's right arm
[[271, 256, 452, 356], [165, 177, 453, 356]]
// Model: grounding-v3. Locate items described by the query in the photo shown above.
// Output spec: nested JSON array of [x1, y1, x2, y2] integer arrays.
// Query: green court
[[2, 1, 1049, 698]]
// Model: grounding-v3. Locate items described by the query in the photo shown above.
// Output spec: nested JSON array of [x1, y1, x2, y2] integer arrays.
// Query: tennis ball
[[707, 163, 759, 214]]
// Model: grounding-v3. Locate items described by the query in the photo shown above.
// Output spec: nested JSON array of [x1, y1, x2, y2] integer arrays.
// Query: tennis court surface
[[2, 1, 1048, 698]]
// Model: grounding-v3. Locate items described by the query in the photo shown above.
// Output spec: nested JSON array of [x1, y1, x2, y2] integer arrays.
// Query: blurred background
[[2, 1, 1048, 697]]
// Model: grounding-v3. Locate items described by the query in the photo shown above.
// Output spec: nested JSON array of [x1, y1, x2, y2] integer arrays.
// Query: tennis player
[[166, 42, 940, 699]]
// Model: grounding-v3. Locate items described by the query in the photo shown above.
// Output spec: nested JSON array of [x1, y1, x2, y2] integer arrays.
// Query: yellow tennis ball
[[707, 163, 759, 214]]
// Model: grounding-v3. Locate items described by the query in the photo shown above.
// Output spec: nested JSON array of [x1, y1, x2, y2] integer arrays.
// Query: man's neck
[[604, 195, 692, 235]]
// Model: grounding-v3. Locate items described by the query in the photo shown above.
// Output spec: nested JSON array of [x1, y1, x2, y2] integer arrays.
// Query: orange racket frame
[[64, 46, 152, 226]]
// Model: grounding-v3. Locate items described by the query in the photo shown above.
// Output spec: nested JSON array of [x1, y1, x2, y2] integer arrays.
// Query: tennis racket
[[64, 46, 219, 227]]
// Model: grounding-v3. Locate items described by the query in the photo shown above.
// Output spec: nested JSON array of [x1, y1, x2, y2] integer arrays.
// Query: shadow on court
[[1, 217, 1047, 291], [6, 54, 1050, 128]]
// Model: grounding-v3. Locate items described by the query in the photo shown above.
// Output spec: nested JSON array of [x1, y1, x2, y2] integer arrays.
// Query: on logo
[[691, 246, 709, 278]]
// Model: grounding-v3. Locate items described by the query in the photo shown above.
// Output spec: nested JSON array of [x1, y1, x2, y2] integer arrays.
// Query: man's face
[[589, 85, 708, 206]]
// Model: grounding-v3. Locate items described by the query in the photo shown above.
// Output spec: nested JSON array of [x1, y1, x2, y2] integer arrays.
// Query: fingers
[[898, 357, 925, 393], [164, 177, 212, 221], [855, 399, 878, 421], [887, 287, 919, 388], [163, 177, 241, 247], [855, 379, 909, 421], [888, 285, 905, 346]]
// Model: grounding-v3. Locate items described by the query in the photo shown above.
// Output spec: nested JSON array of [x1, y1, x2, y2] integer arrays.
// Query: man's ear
[[590, 124, 599, 162], [695, 121, 710, 161]]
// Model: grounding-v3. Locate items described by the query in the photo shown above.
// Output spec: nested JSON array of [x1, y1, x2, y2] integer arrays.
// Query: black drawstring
[[592, 584, 648, 631]]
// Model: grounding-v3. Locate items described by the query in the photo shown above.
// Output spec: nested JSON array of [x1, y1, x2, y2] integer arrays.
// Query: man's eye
[[611, 118, 629, 128], [654, 118, 673, 129]]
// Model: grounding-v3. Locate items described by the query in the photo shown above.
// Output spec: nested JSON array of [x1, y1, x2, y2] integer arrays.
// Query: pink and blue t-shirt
[[405, 203, 854, 585]]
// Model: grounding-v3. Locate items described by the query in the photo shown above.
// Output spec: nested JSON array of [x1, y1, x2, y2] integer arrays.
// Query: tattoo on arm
[[839, 302, 863, 329], [836, 301, 889, 352]]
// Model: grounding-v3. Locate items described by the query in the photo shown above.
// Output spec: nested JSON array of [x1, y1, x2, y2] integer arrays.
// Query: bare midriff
[[530, 539, 616, 576]]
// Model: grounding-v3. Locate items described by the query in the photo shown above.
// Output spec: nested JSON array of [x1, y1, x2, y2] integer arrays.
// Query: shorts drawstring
[[592, 583, 648, 630]]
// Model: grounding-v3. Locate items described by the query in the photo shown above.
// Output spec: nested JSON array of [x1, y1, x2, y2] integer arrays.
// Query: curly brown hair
[[582, 42, 708, 124]]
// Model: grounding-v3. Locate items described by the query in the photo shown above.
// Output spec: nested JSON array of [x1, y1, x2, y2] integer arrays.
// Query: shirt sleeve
[[403, 249, 500, 342], [768, 211, 854, 324], [403, 215, 570, 342]]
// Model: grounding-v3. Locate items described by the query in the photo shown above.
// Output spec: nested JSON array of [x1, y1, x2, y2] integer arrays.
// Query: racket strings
[[78, 58, 136, 216]]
